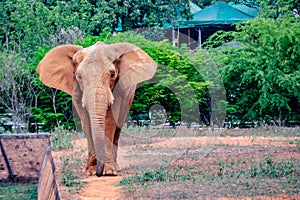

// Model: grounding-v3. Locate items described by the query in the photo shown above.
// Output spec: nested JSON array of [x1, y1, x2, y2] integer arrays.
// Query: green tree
[[0, 50, 35, 133], [0, 0, 196, 131], [258, 0, 300, 18], [0, 0, 193, 54], [208, 15, 300, 125], [91, 0, 192, 32]]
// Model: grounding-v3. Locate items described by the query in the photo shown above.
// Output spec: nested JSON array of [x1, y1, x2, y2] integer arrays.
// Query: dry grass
[[49, 127, 299, 199], [117, 127, 300, 199]]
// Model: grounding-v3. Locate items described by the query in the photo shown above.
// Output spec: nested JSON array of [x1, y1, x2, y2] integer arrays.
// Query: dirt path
[[52, 139, 126, 200], [53, 136, 300, 199], [72, 176, 123, 200]]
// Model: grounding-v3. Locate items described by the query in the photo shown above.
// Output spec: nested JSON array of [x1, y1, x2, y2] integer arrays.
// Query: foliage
[[84, 32, 211, 124], [191, 0, 219, 8], [0, 183, 37, 200], [78, 32, 222, 126], [119, 157, 298, 187], [29, 88, 75, 132], [191, 0, 260, 10], [51, 127, 78, 151], [217, 156, 298, 179], [0, 0, 192, 55], [92, 0, 192, 31], [258, 0, 300, 18], [0, 0, 94, 55], [0, 26, 211, 131], [60, 153, 87, 193], [0, 50, 35, 133], [0, 0, 300, 131], [206, 15, 300, 125], [139, 26, 167, 42]]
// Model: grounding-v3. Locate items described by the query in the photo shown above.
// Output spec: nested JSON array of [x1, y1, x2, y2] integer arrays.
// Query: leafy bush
[[207, 16, 300, 125], [51, 127, 78, 151], [60, 153, 87, 193]]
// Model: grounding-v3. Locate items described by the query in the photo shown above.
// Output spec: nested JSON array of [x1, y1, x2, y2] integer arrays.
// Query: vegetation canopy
[[0, 0, 299, 133]]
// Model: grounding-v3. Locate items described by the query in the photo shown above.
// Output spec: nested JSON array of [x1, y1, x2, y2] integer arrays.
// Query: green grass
[[0, 183, 37, 200], [118, 165, 188, 186]]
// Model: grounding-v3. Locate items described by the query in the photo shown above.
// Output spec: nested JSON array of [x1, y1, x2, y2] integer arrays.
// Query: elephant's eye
[[110, 71, 115, 78], [77, 74, 83, 81]]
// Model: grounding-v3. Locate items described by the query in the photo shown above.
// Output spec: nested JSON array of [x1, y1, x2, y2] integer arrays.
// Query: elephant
[[36, 42, 157, 176]]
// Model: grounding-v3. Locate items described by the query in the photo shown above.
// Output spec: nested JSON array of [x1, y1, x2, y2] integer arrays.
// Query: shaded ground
[[52, 128, 300, 199]]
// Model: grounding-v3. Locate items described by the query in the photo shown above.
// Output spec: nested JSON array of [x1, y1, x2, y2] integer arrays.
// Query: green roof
[[228, 2, 259, 18], [180, 2, 256, 26]]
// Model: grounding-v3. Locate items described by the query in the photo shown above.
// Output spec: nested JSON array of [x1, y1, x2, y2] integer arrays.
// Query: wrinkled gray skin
[[37, 42, 157, 176]]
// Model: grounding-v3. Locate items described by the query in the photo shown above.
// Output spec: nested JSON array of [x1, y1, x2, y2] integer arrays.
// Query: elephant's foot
[[85, 153, 97, 176], [86, 163, 119, 176], [103, 164, 120, 176], [96, 160, 105, 177], [114, 163, 121, 172], [84, 153, 121, 176], [85, 165, 96, 176]]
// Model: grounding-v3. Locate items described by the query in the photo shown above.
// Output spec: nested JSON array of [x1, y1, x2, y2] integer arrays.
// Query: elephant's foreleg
[[104, 107, 119, 175], [81, 113, 95, 156], [73, 106, 97, 174], [76, 108, 97, 175], [72, 85, 96, 175], [113, 127, 121, 171]]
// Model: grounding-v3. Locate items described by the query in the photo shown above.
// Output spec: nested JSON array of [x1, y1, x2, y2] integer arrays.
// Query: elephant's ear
[[36, 45, 83, 95], [111, 43, 157, 126]]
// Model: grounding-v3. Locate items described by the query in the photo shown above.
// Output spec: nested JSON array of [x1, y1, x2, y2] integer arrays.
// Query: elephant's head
[[36, 42, 157, 176]]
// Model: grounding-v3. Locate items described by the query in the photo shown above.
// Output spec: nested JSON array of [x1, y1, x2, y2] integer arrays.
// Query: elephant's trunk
[[89, 84, 110, 177]]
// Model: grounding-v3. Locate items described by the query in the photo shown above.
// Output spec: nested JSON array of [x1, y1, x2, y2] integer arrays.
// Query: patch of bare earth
[[52, 131, 300, 199], [52, 139, 124, 200]]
